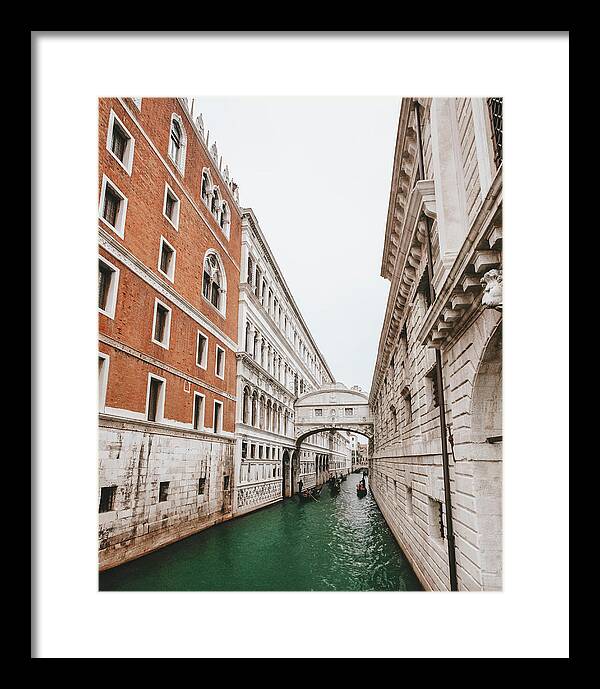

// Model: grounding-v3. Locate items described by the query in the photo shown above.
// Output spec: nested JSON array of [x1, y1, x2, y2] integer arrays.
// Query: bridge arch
[[294, 382, 374, 445]]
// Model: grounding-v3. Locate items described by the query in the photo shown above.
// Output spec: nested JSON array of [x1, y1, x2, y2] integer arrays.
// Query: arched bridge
[[294, 382, 374, 445]]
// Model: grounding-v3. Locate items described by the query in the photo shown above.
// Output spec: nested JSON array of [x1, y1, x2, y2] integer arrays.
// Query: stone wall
[[99, 417, 234, 571]]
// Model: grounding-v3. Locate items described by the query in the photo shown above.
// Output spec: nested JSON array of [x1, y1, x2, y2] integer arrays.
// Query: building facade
[[98, 97, 243, 570], [370, 97, 502, 591], [233, 209, 349, 514]]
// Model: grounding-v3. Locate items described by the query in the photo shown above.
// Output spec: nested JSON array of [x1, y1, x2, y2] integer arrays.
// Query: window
[[406, 486, 413, 519], [210, 187, 220, 216], [99, 175, 128, 237], [98, 257, 119, 318], [220, 202, 230, 239], [192, 393, 205, 431], [402, 387, 413, 425], [487, 97, 503, 168], [106, 110, 134, 174], [151, 299, 171, 349], [247, 256, 254, 286], [314, 409, 323, 417], [159, 481, 169, 503], [213, 400, 223, 434], [223, 475, 230, 491], [146, 375, 165, 422], [425, 365, 440, 409], [428, 498, 445, 541], [196, 331, 208, 369], [168, 115, 186, 172], [201, 170, 212, 204], [98, 353, 109, 412], [202, 253, 225, 313], [198, 477, 206, 495], [215, 346, 225, 379], [163, 184, 180, 229], [241, 441, 248, 459], [99, 486, 117, 513], [158, 237, 176, 282], [344, 407, 354, 416]]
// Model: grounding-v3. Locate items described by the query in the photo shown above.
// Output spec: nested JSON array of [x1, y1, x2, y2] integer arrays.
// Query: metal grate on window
[[487, 97, 503, 168], [103, 186, 120, 226]]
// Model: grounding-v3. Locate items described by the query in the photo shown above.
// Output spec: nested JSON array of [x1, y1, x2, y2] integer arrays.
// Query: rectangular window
[[405, 486, 414, 518], [152, 299, 171, 348], [192, 393, 205, 431], [223, 475, 230, 491], [98, 353, 109, 411], [99, 486, 117, 513], [344, 407, 354, 416], [258, 445, 264, 459], [147, 375, 165, 422], [402, 387, 413, 424], [106, 110, 135, 174], [158, 237, 176, 282], [99, 175, 128, 237], [241, 441, 248, 459], [196, 331, 208, 368], [198, 477, 206, 495], [425, 365, 440, 409], [213, 400, 223, 434], [98, 257, 119, 319], [215, 346, 225, 379], [314, 409, 323, 417], [428, 497, 445, 540], [163, 183, 180, 229], [250, 443, 256, 459], [159, 481, 169, 503]]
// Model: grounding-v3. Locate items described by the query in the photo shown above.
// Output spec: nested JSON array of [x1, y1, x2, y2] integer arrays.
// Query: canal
[[99, 472, 422, 591]]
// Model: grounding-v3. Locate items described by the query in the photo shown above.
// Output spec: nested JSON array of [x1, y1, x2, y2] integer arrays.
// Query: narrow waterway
[[99, 472, 422, 591]]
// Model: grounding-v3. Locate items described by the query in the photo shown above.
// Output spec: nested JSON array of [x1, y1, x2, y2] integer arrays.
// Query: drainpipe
[[413, 99, 459, 591]]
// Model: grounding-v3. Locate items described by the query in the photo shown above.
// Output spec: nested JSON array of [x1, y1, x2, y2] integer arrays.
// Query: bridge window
[[314, 408, 323, 417], [344, 407, 354, 416]]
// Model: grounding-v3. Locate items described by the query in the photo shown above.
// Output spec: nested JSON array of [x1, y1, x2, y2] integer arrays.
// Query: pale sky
[[194, 96, 401, 393]]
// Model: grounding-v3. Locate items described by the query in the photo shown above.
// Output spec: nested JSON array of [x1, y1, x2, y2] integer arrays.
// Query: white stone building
[[233, 209, 350, 514], [370, 97, 502, 591]]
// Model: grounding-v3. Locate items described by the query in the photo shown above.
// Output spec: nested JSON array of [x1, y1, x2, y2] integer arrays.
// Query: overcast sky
[[194, 96, 401, 393]]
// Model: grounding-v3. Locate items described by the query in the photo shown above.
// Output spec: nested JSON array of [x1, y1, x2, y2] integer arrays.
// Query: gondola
[[329, 477, 342, 495], [356, 479, 368, 498], [298, 485, 322, 502]]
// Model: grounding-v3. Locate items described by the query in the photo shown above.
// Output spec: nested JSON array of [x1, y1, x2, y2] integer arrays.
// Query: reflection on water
[[99, 473, 422, 591]]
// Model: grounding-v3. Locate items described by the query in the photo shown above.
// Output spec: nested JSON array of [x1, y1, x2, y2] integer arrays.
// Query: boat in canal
[[356, 479, 368, 498], [329, 476, 342, 495], [299, 485, 322, 502]]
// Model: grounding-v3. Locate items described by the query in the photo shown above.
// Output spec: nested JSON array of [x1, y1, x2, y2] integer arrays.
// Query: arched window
[[168, 115, 186, 173], [245, 322, 252, 353], [259, 395, 266, 430], [210, 186, 220, 216], [251, 391, 258, 427], [220, 201, 230, 238], [202, 252, 226, 313], [266, 400, 272, 431], [201, 169, 212, 204], [242, 387, 251, 424]]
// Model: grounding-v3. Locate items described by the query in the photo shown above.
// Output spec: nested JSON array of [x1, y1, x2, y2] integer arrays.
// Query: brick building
[[370, 98, 502, 591], [98, 97, 243, 570]]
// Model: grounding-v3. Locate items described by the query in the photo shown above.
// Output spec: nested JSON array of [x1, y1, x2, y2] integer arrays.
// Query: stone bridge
[[294, 382, 373, 446]]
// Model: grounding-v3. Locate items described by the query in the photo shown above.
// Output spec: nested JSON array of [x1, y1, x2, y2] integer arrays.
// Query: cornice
[[370, 180, 436, 402], [242, 208, 336, 384], [416, 168, 502, 348]]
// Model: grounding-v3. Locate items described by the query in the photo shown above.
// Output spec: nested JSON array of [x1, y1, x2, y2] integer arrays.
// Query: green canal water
[[99, 472, 422, 591]]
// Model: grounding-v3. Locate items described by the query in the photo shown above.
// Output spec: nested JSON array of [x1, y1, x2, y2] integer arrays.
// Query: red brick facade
[[98, 97, 241, 432]]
